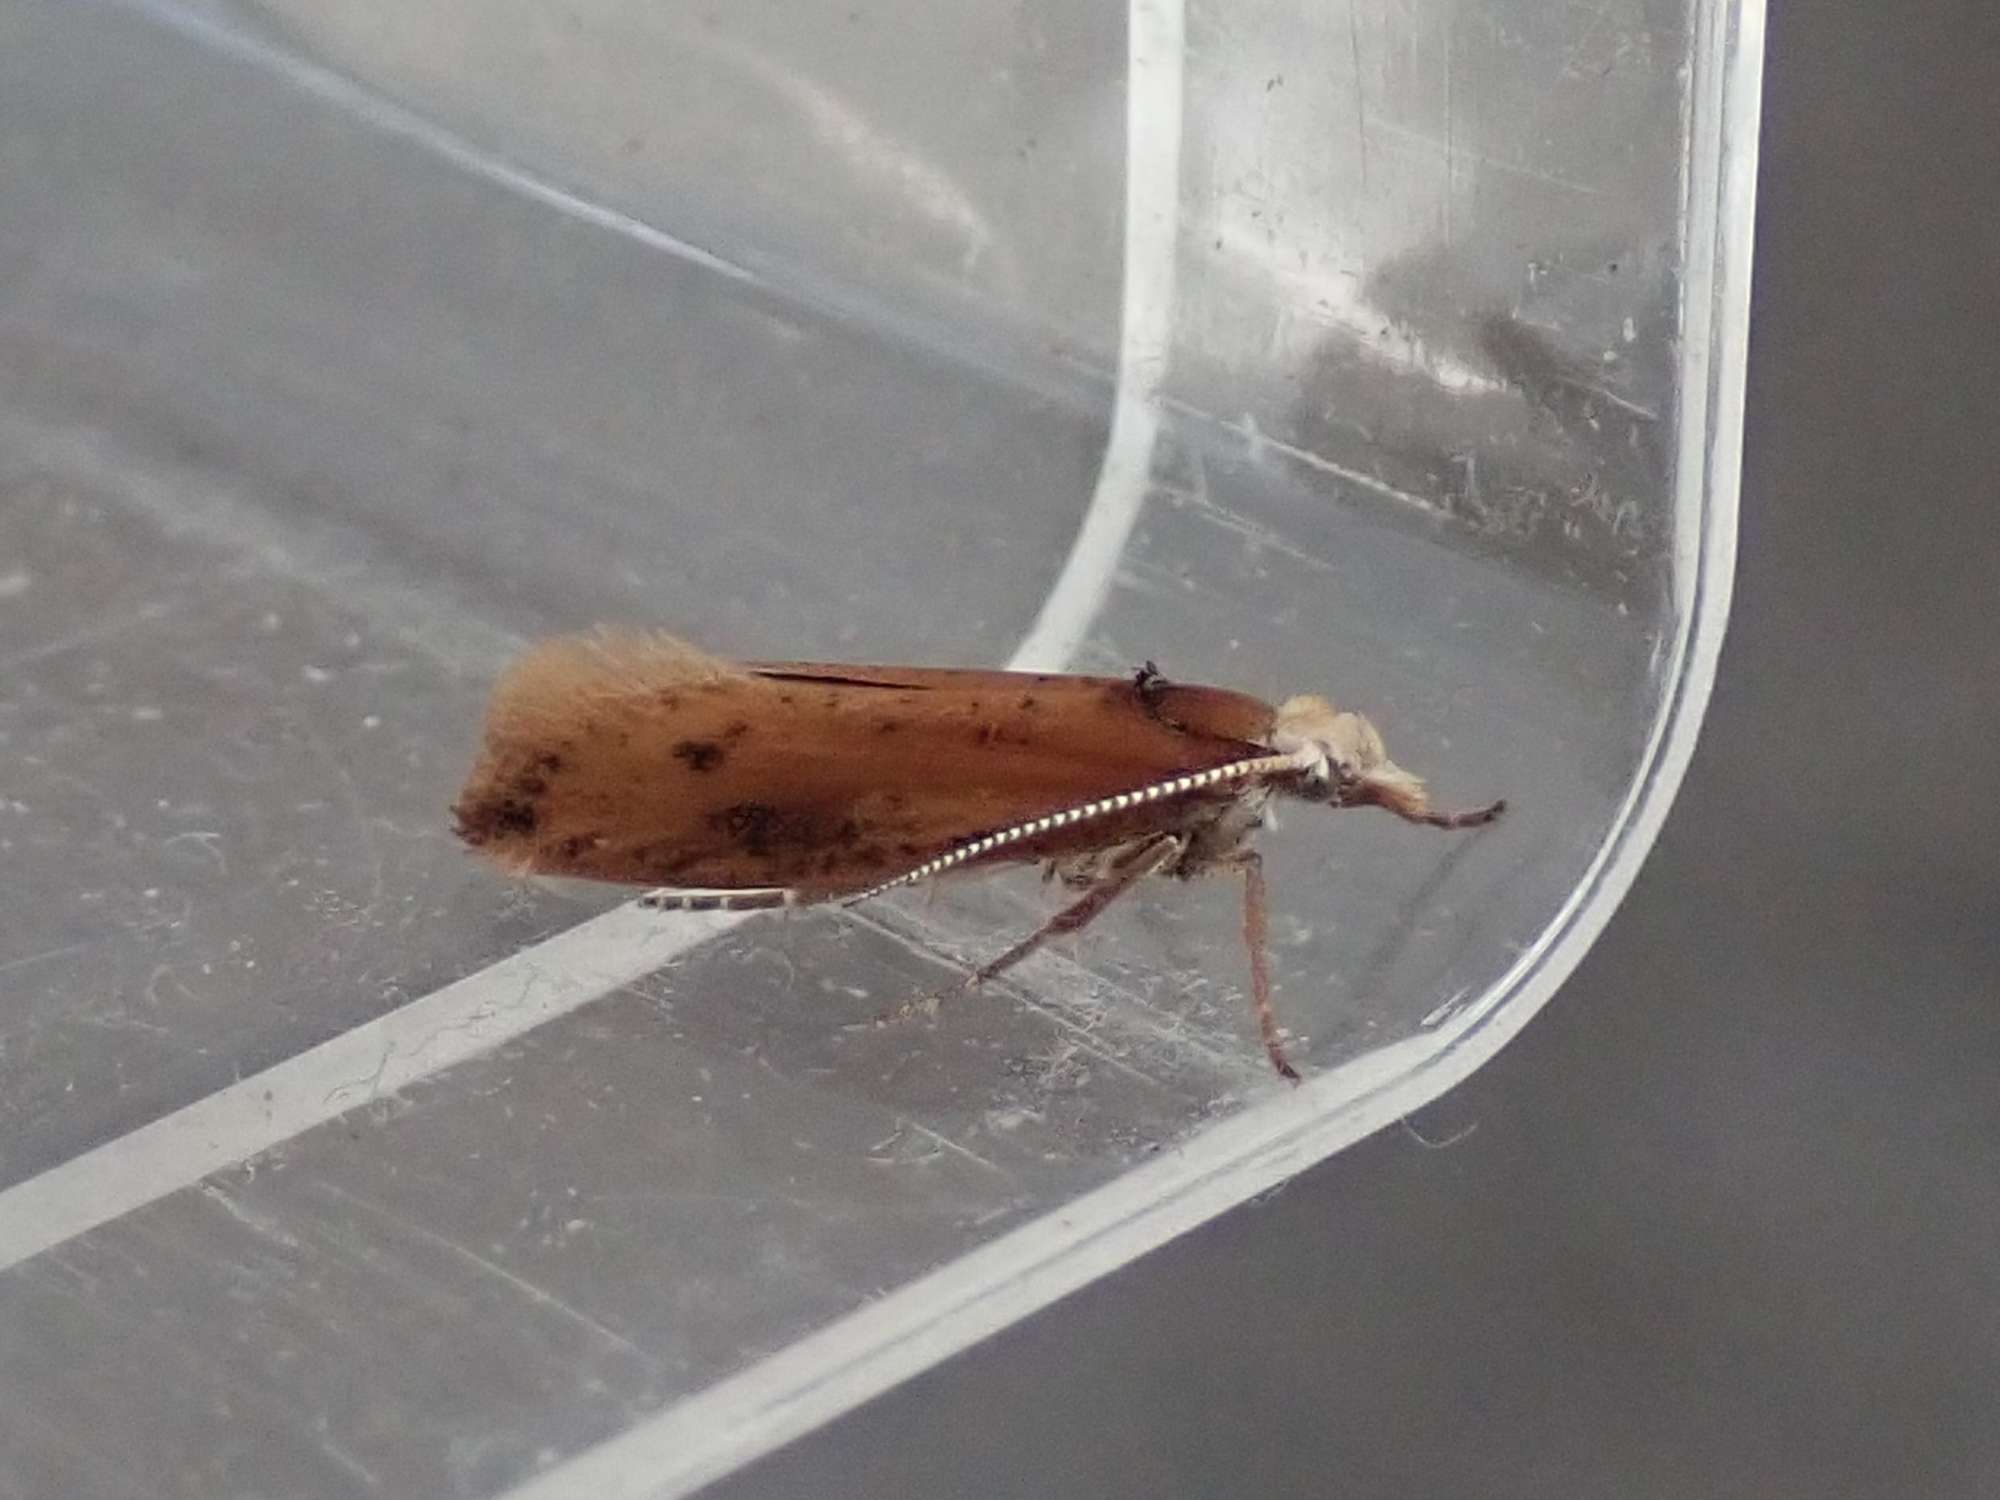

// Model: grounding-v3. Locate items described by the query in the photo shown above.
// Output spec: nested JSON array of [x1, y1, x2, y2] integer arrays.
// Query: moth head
[[1268, 694, 1432, 820]]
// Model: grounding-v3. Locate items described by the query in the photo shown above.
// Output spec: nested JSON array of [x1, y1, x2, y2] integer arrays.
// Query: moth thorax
[[1181, 781, 1274, 869]]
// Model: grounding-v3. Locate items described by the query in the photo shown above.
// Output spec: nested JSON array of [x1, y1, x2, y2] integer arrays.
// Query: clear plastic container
[[0, 0, 1761, 1494]]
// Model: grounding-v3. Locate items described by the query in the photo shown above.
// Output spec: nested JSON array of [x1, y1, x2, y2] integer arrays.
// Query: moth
[[453, 630, 1503, 1080]]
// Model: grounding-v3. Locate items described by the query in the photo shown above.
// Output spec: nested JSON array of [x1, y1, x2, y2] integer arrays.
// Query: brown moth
[[453, 630, 1503, 1080]]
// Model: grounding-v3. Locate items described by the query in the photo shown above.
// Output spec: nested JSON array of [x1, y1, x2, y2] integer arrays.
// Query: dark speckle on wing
[[672, 739, 726, 772]]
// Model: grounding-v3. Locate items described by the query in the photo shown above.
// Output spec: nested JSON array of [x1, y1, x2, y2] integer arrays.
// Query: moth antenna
[[639, 887, 803, 913], [843, 749, 1315, 906]]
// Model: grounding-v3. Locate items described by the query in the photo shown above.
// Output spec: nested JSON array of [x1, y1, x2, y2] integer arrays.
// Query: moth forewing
[[454, 630, 1277, 898], [453, 631, 1503, 1079]]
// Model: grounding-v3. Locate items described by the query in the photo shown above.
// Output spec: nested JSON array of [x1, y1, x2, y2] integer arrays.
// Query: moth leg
[[1232, 850, 1300, 1083], [882, 834, 1182, 1023], [973, 833, 1182, 987]]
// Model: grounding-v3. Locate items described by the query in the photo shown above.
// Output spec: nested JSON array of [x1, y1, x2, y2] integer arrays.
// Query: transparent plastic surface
[[0, 0, 1760, 1494]]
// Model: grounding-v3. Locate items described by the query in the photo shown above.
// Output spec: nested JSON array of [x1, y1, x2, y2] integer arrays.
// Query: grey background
[[715, 6, 2000, 1497]]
